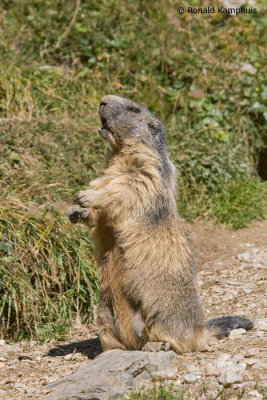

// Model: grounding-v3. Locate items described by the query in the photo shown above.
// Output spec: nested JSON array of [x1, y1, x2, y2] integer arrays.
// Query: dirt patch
[[185, 219, 267, 268], [0, 220, 266, 399]]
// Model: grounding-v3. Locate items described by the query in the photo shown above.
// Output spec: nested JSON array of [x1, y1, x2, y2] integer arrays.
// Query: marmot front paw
[[68, 205, 91, 224], [142, 342, 170, 352], [73, 190, 100, 208]]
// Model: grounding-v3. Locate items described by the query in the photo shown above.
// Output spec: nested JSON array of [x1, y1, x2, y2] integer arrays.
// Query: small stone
[[0, 343, 22, 359], [64, 353, 74, 361], [18, 353, 32, 360], [237, 362, 247, 371], [0, 357, 7, 362], [218, 354, 231, 362], [237, 248, 267, 267], [232, 354, 244, 363], [248, 390, 263, 400], [219, 369, 244, 386], [240, 63, 257, 75], [184, 373, 199, 383], [257, 320, 267, 331], [186, 364, 202, 374], [244, 348, 259, 358], [151, 371, 178, 380], [253, 360, 267, 370], [14, 382, 27, 390], [217, 360, 235, 370], [205, 364, 220, 377], [229, 329, 246, 339], [0, 340, 6, 345], [222, 293, 234, 301], [257, 330, 264, 337]]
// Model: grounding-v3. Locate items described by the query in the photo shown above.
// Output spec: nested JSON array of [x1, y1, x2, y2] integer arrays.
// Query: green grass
[[125, 383, 252, 400], [0, 0, 266, 339], [126, 385, 187, 400]]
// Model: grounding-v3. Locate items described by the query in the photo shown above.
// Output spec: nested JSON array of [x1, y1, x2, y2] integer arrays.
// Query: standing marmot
[[69, 95, 253, 353]]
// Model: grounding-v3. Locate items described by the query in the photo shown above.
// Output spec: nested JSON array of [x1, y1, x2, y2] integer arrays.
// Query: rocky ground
[[0, 220, 266, 400]]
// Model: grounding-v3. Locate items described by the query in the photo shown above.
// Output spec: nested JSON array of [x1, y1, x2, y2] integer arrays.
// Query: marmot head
[[98, 95, 166, 152]]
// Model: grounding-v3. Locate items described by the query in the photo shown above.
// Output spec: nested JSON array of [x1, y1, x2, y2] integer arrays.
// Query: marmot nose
[[100, 95, 124, 106], [100, 101, 107, 109]]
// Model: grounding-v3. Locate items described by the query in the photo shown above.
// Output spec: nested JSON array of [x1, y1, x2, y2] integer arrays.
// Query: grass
[[125, 383, 252, 400], [125, 385, 187, 400], [0, 0, 266, 339]]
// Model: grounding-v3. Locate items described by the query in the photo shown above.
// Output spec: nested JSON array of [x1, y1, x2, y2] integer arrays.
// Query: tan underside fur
[[80, 140, 211, 353]]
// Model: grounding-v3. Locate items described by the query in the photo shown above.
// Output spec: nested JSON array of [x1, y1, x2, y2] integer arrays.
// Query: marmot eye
[[147, 122, 159, 135], [126, 106, 140, 114]]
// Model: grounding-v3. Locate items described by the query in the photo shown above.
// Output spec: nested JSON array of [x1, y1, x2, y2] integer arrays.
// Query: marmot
[[69, 95, 253, 353]]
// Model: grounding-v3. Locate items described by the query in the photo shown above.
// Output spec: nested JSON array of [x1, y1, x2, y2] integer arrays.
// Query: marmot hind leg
[[99, 325, 127, 351], [97, 301, 126, 351]]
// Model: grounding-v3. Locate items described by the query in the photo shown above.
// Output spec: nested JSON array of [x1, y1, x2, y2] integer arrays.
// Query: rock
[[240, 63, 257, 75], [237, 248, 267, 268], [151, 371, 178, 380], [236, 362, 246, 371], [14, 382, 27, 390], [219, 369, 244, 386], [244, 348, 259, 358], [217, 354, 231, 362], [186, 364, 202, 375], [217, 359, 235, 370], [229, 329, 247, 339], [0, 340, 6, 345], [222, 293, 234, 301], [64, 353, 74, 361], [232, 354, 244, 363], [248, 390, 263, 400], [205, 364, 220, 377], [216, 355, 246, 378], [42, 350, 178, 400], [184, 373, 199, 383], [257, 320, 267, 331], [0, 343, 22, 359], [18, 353, 33, 361], [253, 360, 267, 370]]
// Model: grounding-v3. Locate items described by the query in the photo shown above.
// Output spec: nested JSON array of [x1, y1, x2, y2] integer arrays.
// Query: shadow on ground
[[46, 337, 102, 360]]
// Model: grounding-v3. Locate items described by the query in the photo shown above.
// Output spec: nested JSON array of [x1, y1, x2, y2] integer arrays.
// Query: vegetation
[[125, 383, 254, 400], [126, 384, 187, 400], [0, 0, 266, 339]]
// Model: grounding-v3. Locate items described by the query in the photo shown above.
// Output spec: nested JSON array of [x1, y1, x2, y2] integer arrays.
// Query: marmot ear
[[147, 121, 161, 136]]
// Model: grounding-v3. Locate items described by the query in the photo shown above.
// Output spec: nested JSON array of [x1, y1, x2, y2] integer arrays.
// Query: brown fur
[[69, 96, 213, 353]]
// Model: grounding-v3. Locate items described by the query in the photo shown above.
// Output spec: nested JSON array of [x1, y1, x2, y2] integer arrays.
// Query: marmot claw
[[68, 205, 90, 224]]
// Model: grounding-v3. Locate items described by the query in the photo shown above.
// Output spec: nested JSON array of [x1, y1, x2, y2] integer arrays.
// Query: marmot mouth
[[98, 116, 113, 139], [98, 127, 110, 139]]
